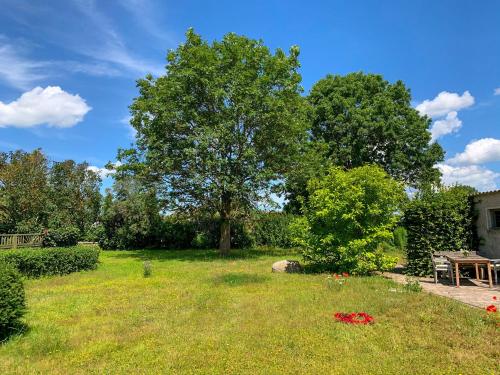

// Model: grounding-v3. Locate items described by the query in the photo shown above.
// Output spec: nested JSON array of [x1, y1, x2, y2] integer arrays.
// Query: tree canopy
[[0, 149, 102, 236], [308, 72, 443, 186], [122, 29, 307, 253]]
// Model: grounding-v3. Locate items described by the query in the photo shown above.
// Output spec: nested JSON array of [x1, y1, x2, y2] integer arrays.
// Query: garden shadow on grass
[[0, 323, 29, 344], [106, 248, 297, 264], [212, 273, 270, 286]]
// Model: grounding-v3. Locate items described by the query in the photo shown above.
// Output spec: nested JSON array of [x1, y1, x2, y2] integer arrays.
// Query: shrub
[[403, 185, 477, 276], [0, 261, 26, 338], [251, 212, 295, 248], [0, 246, 99, 278], [98, 189, 164, 250], [42, 226, 80, 247], [82, 222, 104, 242], [291, 165, 405, 274]]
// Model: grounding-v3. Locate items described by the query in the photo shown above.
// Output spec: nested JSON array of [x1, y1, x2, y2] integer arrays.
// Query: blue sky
[[1, 0, 499, 191]]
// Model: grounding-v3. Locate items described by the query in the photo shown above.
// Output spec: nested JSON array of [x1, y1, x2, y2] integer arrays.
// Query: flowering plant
[[334, 312, 374, 325], [326, 273, 349, 288], [485, 296, 499, 328]]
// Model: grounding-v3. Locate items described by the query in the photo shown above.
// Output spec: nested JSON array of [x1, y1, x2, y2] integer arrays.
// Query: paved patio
[[381, 266, 499, 309]]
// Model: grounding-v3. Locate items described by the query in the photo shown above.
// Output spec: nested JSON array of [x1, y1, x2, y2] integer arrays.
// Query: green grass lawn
[[1, 247, 498, 374]]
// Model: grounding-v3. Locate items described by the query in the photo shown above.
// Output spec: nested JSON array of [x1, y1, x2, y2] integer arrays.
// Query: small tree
[[122, 29, 306, 254], [291, 165, 405, 274]]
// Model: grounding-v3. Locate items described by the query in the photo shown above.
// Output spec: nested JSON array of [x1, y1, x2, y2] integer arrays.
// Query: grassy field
[[0, 247, 498, 374]]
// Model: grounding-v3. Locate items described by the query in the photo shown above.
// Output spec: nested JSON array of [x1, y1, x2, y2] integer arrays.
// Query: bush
[[0, 246, 100, 278], [403, 185, 477, 276], [82, 222, 104, 242], [98, 190, 163, 249], [291, 165, 405, 274], [42, 226, 80, 247], [0, 261, 26, 338], [251, 212, 295, 248]]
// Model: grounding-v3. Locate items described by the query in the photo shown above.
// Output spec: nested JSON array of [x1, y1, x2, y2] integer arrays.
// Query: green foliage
[[42, 226, 80, 247], [308, 73, 443, 187], [393, 226, 408, 251], [250, 212, 295, 248], [121, 29, 306, 253], [98, 181, 163, 250], [47, 160, 102, 237], [402, 277, 423, 293], [98, 210, 293, 250], [0, 261, 25, 339], [291, 165, 405, 274], [0, 149, 102, 238], [143, 261, 152, 278], [403, 185, 477, 276], [0, 246, 100, 278], [0, 149, 50, 233]]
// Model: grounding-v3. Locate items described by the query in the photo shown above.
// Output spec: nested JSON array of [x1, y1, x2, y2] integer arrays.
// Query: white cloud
[[0, 35, 127, 90], [87, 161, 122, 178], [87, 166, 111, 179], [59, 61, 122, 77], [494, 88, 500, 96], [429, 111, 462, 142], [438, 163, 499, 192], [416, 91, 475, 117], [0, 37, 48, 90], [72, 0, 164, 76], [0, 86, 91, 128], [448, 138, 500, 165]]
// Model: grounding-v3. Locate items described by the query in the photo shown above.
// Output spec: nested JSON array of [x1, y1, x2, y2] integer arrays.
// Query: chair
[[432, 255, 454, 284], [489, 259, 500, 285], [477, 257, 500, 285]]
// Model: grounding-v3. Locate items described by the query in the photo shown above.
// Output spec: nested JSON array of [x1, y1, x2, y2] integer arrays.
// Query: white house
[[474, 190, 500, 258]]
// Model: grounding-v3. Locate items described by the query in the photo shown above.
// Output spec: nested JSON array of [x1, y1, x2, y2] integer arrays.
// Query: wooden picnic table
[[445, 253, 493, 288]]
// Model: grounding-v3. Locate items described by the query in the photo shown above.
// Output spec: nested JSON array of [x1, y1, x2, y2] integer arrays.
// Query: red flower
[[334, 312, 374, 324], [493, 296, 497, 301], [334, 274, 340, 279], [342, 272, 349, 278], [486, 305, 497, 313]]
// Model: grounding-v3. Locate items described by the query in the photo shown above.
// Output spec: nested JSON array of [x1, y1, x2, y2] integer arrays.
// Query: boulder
[[272, 260, 302, 273]]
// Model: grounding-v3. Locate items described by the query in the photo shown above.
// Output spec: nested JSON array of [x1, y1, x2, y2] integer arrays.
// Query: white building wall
[[474, 192, 500, 258]]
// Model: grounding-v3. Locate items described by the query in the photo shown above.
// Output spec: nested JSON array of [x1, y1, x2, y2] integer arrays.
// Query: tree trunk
[[219, 193, 231, 256], [219, 216, 231, 256]]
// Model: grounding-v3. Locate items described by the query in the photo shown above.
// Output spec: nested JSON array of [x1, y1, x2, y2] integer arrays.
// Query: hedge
[[0, 246, 100, 278], [99, 212, 296, 250], [0, 261, 26, 338], [251, 212, 295, 248], [403, 186, 477, 276], [42, 226, 80, 247]]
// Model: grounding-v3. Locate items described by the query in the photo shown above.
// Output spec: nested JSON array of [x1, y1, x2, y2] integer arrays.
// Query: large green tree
[[0, 150, 50, 233], [285, 73, 444, 213], [122, 29, 306, 254], [48, 160, 102, 235], [309, 73, 443, 184]]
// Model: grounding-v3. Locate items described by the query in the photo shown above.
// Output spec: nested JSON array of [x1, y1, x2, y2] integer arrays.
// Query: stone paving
[[381, 267, 499, 309]]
